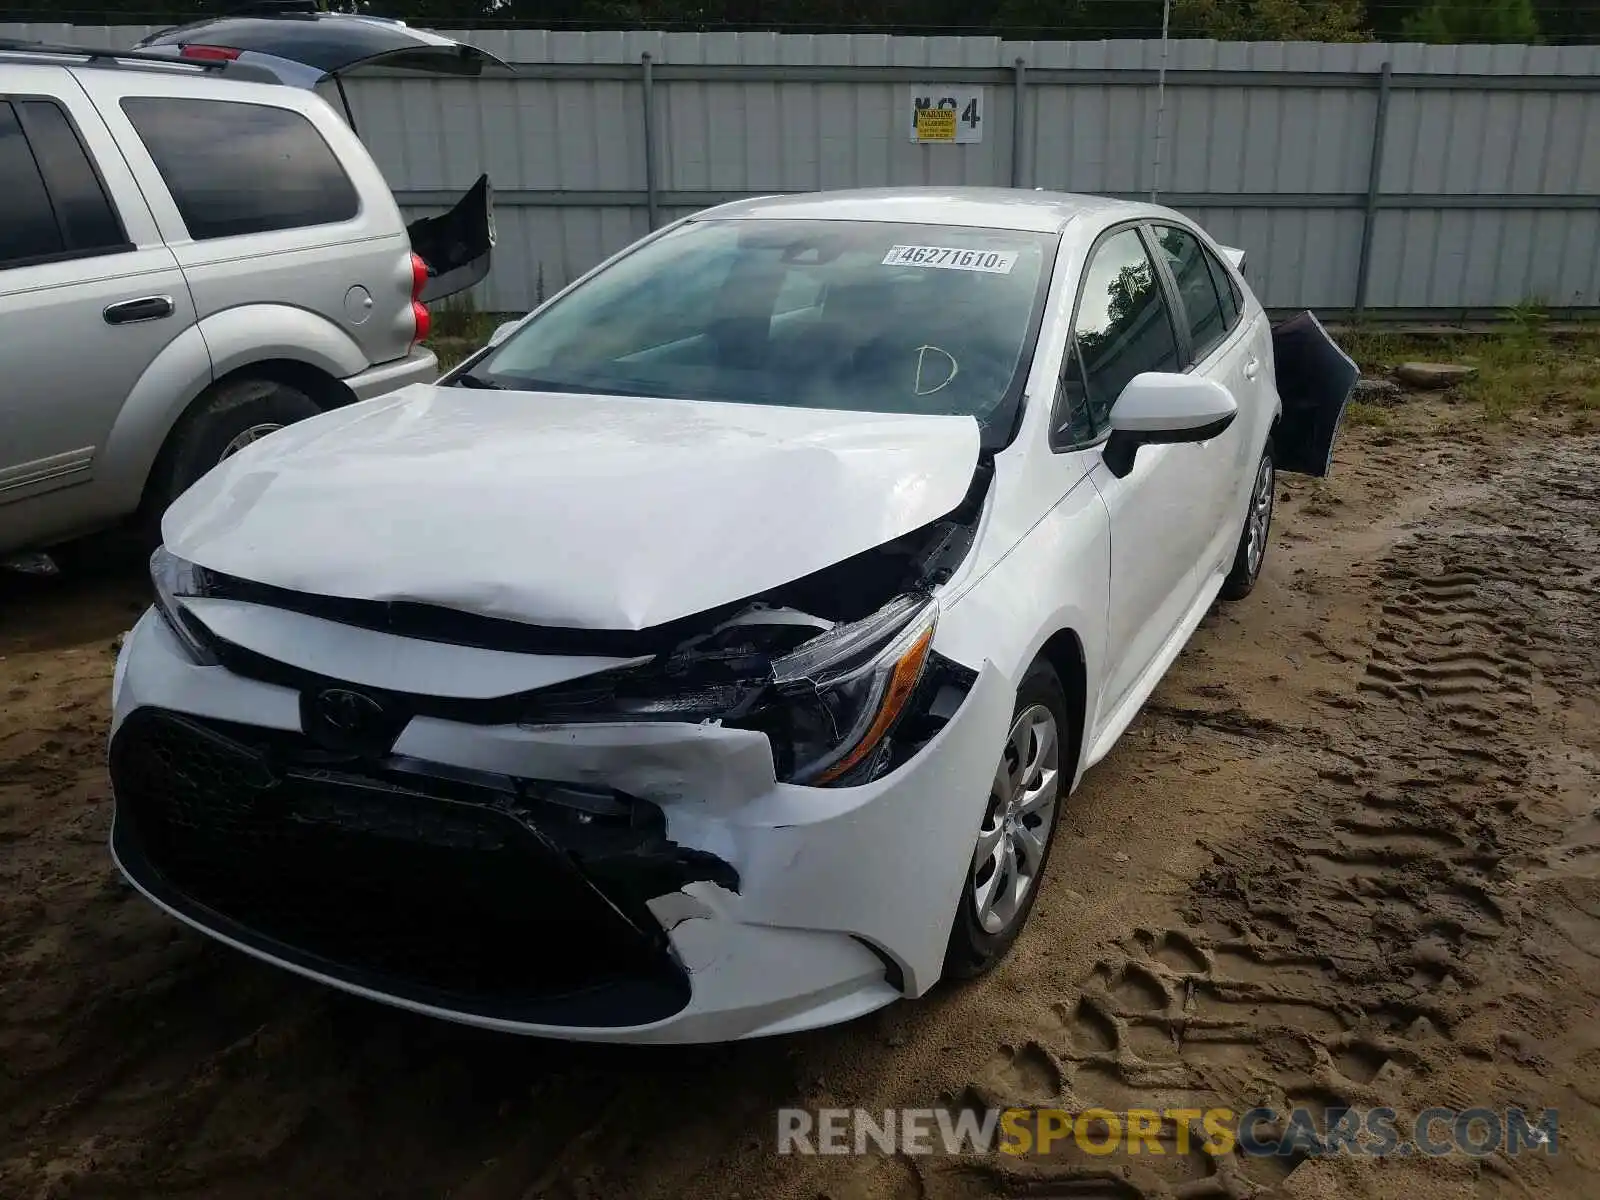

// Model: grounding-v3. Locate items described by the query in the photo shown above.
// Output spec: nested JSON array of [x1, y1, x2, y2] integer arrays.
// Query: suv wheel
[[943, 659, 1070, 980], [148, 377, 322, 525]]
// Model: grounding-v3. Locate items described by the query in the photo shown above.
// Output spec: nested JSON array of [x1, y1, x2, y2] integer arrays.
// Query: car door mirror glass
[[1103, 372, 1238, 478]]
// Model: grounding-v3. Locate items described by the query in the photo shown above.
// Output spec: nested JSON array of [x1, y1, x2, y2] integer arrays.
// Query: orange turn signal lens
[[816, 625, 935, 784]]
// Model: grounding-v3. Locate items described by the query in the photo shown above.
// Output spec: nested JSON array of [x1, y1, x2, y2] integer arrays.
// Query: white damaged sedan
[[109, 188, 1354, 1043]]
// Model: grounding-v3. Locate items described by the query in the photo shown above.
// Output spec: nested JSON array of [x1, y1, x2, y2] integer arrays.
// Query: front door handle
[[1243, 357, 1261, 381], [104, 296, 175, 325]]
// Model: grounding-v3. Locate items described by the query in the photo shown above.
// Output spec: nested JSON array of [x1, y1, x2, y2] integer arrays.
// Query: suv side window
[[1154, 224, 1230, 365], [15, 100, 127, 256], [1066, 228, 1182, 436], [0, 99, 125, 268], [0, 102, 61, 266], [121, 98, 359, 241]]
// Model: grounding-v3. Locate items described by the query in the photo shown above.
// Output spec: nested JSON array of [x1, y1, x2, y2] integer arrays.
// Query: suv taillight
[[180, 44, 241, 61], [409, 253, 431, 346]]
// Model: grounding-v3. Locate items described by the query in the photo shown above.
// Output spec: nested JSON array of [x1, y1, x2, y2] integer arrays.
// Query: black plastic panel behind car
[[1272, 311, 1359, 477]]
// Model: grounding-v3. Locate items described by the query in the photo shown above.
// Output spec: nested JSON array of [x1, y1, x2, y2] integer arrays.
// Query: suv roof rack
[[0, 39, 278, 81]]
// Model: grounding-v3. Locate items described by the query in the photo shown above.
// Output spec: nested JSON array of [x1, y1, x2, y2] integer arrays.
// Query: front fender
[[934, 470, 1110, 790], [199, 304, 368, 382]]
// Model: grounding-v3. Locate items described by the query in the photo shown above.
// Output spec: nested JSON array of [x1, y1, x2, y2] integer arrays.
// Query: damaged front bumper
[[109, 609, 1012, 1043]]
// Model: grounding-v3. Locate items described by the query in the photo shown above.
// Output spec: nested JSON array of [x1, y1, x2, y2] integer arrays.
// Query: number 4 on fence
[[908, 87, 985, 144]]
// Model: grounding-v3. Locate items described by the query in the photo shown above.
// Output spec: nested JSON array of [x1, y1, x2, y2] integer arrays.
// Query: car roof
[[696, 187, 1155, 234]]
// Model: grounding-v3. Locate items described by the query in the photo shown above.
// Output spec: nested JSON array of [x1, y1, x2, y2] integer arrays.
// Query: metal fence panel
[[3, 23, 1598, 315]]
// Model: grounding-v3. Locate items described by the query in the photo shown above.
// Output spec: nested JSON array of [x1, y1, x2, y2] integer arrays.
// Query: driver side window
[[1050, 228, 1182, 451]]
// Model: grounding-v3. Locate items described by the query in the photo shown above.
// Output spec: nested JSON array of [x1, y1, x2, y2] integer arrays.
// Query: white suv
[[0, 19, 499, 557]]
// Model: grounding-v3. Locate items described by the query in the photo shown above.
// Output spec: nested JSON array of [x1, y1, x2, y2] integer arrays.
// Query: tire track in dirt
[[920, 435, 1600, 1200]]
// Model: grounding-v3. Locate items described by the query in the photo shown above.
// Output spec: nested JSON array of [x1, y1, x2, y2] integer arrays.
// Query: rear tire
[[943, 659, 1070, 981], [1220, 438, 1276, 602], [143, 377, 322, 539]]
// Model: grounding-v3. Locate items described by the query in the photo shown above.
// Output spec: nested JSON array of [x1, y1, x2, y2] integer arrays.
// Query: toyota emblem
[[313, 688, 387, 737]]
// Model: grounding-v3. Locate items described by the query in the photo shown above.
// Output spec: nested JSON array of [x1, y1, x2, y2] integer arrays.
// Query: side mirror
[[1103, 373, 1238, 479], [486, 319, 519, 348]]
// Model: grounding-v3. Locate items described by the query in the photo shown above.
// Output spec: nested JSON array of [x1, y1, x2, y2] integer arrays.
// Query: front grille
[[109, 709, 692, 1026]]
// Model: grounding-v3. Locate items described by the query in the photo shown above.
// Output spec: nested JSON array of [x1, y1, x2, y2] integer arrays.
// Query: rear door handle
[[1243, 357, 1261, 381], [104, 296, 175, 325]]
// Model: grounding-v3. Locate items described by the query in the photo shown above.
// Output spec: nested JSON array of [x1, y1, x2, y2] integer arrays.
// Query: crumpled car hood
[[162, 385, 981, 631]]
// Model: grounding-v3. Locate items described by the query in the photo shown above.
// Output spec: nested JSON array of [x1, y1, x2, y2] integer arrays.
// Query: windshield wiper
[[451, 371, 504, 390], [471, 375, 676, 400]]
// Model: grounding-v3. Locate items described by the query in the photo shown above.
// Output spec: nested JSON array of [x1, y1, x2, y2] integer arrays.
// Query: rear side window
[[121, 97, 359, 240], [0, 103, 61, 266], [1154, 224, 1229, 364], [14, 100, 126, 255], [0, 98, 126, 268], [1206, 249, 1243, 327]]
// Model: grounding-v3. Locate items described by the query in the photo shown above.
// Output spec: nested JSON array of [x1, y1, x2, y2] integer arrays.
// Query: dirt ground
[[2, 396, 1598, 1199]]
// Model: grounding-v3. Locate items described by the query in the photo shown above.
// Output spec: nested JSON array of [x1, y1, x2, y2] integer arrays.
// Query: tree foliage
[[1172, 0, 1367, 41], [1401, 0, 1540, 44], [0, 0, 1587, 43]]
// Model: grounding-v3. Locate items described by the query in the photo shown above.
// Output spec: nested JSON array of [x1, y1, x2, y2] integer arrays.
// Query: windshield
[[465, 218, 1057, 444]]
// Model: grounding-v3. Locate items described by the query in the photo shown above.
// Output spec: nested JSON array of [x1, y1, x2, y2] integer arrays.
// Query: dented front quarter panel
[[392, 660, 1014, 997], [711, 661, 1013, 995]]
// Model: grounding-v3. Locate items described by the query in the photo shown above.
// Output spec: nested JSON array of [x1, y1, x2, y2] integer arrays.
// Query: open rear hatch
[[1271, 311, 1359, 477], [404, 176, 495, 303], [136, 4, 502, 301]]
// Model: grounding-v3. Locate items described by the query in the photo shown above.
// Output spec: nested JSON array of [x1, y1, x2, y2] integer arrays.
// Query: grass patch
[[1452, 331, 1600, 424], [423, 292, 510, 371], [1345, 401, 1393, 429], [1335, 326, 1407, 372], [428, 293, 497, 343], [1336, 320, 1600, 428]]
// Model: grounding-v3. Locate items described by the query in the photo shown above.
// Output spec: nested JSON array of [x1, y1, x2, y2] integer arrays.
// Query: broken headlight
[[767, 592, 937, 786], [149, 546, 219, 665]]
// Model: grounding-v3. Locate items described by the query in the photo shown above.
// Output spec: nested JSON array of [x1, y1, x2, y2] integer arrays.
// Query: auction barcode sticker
[[882, 245, 1018, 274]]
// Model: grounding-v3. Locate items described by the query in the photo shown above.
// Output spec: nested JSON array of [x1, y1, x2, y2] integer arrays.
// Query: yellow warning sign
[[914, 106, 957, 142]]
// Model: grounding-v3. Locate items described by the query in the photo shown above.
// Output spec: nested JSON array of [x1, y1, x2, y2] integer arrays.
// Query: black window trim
[[0, 93, 135, 271], [994, 226, 1071, 453], [1140, 222, 1197, 367], [1208, 240, 1247, 318], [1146, 219, 1245, 374], [1053, 336, 1100, 452], [119, 95, 364, 243], [1048, 218, 1183, 455]]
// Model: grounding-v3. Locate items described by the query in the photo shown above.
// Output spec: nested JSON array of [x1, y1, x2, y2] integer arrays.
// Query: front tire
[[144, 377, 322, 532], [944, 659, 1069, 980], [1220, 438, 1275, 601]]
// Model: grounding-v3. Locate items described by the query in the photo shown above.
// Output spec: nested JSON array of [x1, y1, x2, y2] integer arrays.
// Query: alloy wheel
[[1244, 455, 1275, 578], [972, 703, 1062, 935], [219, 423, 285, 462]]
